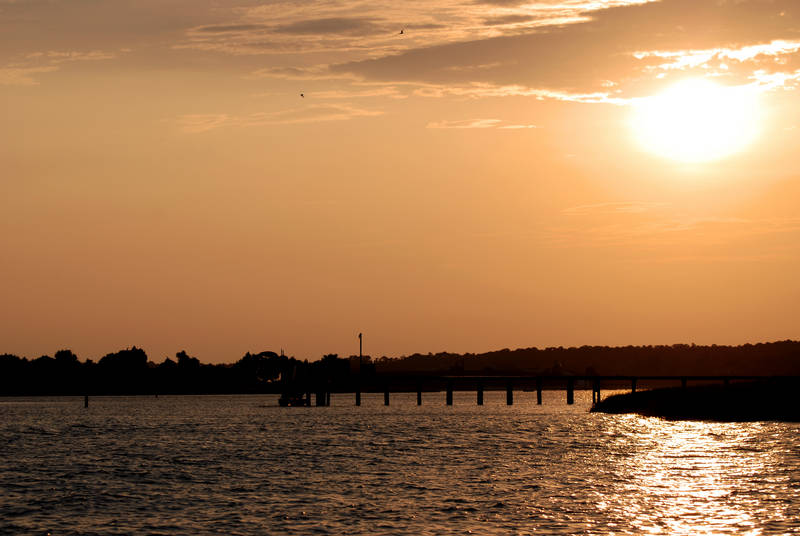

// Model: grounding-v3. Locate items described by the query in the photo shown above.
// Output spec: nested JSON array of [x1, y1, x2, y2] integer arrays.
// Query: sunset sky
[[3, 0, 800, 363]]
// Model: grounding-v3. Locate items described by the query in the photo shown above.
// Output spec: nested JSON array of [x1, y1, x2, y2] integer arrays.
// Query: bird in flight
[[300, 93, 304, 98], [399, 29, 404, 35]]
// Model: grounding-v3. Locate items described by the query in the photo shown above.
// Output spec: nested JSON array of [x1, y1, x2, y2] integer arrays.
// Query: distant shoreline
[[591, 380, 800, 422]]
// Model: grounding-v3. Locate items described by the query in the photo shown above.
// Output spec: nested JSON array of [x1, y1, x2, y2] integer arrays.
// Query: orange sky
[[2, 0, 800, 363]]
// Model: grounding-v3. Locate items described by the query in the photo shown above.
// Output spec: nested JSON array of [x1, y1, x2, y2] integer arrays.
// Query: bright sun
[[631, 78, 761, 163]]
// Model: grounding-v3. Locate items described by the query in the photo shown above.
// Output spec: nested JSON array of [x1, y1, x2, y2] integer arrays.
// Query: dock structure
[[281, 375, 788, 407]]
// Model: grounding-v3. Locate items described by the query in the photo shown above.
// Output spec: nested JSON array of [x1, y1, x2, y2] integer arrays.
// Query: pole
[[356, 332, 362, 406], [536, 377, 542, 405]]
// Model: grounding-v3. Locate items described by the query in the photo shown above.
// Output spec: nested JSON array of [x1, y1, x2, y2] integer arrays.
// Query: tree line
[[1, 340, 798, 395], [0, 348, 373, 396]]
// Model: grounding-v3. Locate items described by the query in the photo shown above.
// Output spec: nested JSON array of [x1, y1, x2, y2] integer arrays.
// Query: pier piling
[[477, 383, 484, 406], [536, 378, 542, 405], [417, 386, 422, 406], [84, 395, 88, 408], [631, 378, 637, 393], [355, 389, 361, 406], [446, 381, 453, 406], [384, 388, 390, 406], [506, 381, 513, 406], [567, 378, 574, 405]]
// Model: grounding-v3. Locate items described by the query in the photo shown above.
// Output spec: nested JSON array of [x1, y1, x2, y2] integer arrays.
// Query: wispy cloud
[[331, 0, 800, 98], [176, 114, 232, 134], [631, 40, 800, 91], [498, 124, 539, 129], [426, 118, 537, 129], [427, 119, 502, 129], [177, 103, 383, 133], [548, 208, 800, 253], [0, 66, 58, 86], [273, 17, 386, 37], [294, 87, 405, 99], [412, 82, 629, 104], [25, 50, 119, 63], [178, 0, 651, 58], [562, 201, 670, 216], [1, 48, 123, 86], [247, 65, 356, 81]]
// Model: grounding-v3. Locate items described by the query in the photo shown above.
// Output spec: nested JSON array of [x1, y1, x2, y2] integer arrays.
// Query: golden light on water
[[631, 78, 762, 163], [607, 416, 789, 535]]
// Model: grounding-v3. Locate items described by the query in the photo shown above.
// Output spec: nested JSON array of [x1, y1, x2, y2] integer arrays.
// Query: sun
[[631, 78, 761, 163]]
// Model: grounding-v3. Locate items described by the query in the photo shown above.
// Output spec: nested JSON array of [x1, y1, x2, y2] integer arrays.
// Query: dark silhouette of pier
[[282, 374, 795, 407]]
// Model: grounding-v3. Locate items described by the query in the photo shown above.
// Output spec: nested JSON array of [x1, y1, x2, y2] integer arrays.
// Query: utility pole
[[356, 332, 363, 406]]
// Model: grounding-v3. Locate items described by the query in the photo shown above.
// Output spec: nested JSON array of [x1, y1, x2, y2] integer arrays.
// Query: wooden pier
[[288, 375, 787, 406]]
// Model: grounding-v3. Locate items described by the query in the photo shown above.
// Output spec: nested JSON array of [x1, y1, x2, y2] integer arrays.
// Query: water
[[2, 392, 799, 535]]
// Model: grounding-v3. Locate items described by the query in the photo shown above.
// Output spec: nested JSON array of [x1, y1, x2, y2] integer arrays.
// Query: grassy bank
[[591, 380, 800, 421]]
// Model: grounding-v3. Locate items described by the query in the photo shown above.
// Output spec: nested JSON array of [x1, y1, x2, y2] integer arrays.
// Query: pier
[[284, 375, 788, 406]]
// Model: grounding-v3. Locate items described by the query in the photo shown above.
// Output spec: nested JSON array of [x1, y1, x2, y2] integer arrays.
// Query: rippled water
[[2, 392, 799, 535]]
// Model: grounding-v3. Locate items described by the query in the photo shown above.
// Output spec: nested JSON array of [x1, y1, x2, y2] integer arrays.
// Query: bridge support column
[[477, 383, 484, 406], [567, 378, 574, 405], [506, 381, 513, 406], [446, 381, 453, 406]]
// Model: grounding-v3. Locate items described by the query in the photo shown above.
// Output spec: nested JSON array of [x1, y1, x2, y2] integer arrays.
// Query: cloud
[[330, 0, 800, 96], [25, 50, 119, 63], [0, 48, 120, 85], [548, 199, 800, 254], [273, 17, 386, 36], [0, 66, 58, 86], [176, 0, 649, 59], [297, 87, 404, 99], [427, 119, 502, 129], [177, 103, 383, 133], [562, 201, 670, 216], [8, 0, 800, 105], [175, 114, 231, 133], [247, 65, 356, 81], [193, 24, 268, 34], [426, 118, 538, 129], [411, 82, 629, 104], [482, 14, 535, 26]]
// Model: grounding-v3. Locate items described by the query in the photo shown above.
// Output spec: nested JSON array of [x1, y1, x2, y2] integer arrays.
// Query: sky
[[2, 0, 800, 364]]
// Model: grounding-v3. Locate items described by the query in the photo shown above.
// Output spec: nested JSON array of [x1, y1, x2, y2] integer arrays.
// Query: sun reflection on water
[[603, 416, 794, 535]]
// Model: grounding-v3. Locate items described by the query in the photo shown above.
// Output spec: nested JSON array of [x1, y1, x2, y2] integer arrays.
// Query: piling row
[[269, 376, 753, 408]]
